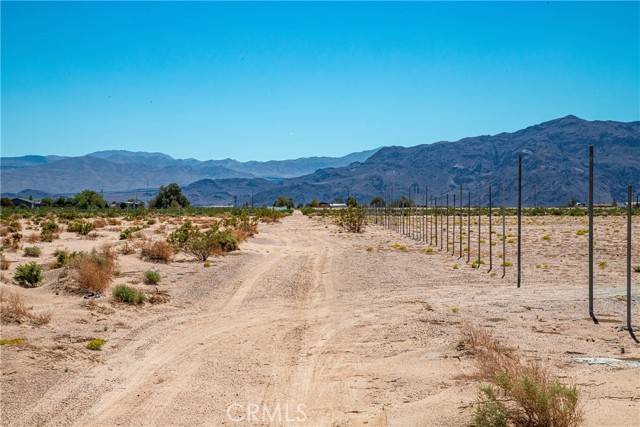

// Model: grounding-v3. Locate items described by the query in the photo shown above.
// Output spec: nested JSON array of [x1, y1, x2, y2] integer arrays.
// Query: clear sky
[[2, 1, 639, 161]]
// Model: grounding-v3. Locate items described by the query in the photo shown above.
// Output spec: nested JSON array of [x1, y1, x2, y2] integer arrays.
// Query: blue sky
[[2, 2, 639, 161]]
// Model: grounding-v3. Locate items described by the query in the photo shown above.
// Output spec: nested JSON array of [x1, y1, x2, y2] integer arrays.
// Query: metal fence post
[[627, 185, 638, 342], [517, 154, 522, 288], [452, 193, 456, 256], [488, 185, 493, 272], [478, 193, 481, 266], [467, 191, 471, 263], [459, 184, 463, 259], [446, 194, 450, 253], [588, 145, 597, 323]]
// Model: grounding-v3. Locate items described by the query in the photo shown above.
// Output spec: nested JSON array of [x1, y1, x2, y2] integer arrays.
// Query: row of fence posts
[[366, 147, 637, 341]]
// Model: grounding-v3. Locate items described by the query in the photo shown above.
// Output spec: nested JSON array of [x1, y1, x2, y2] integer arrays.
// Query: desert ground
[[1, 210, 639, 426]]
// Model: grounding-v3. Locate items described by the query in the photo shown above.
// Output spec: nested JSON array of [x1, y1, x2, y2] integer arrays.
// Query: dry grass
[[93, 218, 107, 229], [118, 242, 136, 255], [0, 290, 51, 326], [0, 255, 9, 270], [140, 240, 173, 263], [72, 245, 117, 293], [461, 324, 582, 427]]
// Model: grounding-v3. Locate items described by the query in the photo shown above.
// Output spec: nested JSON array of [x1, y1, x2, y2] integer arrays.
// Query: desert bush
[[634, 265, 640, 273], [119, 242, 135, 255], [0, 338, 26, 346], [92, 218, 107, 228], [576, 229, 588, 236], [0, 291, 29, 323], [390, 243, 407, 251], [72, 246, 116, 293], [68, 220, 94, 235], [0, 255, 9, 270], [336, 207, 366, 233], [119, 226, 142, 240], [52, 249, 80, 268], [40, 220, 59, 242], [140, 241, 173, 263], [598, 260, 606, 270], [113, 285, 145, 304], [23, 246, 42, 257], [462, 325, 582, 427], [167, 221, 238, 261], [541, 234, 551, 241], [2, 232, 22, 251], [86, 338, 106, 351], [14, 262, 43, 287], [144, 270, 161, 285]]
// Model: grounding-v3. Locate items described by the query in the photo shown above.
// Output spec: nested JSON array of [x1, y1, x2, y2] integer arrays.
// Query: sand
[[1, 211, 639, 426]]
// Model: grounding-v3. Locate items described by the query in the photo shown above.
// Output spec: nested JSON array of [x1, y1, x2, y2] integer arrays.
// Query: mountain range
[[2, 116, 638, 206], [0, 148, 380, 194]]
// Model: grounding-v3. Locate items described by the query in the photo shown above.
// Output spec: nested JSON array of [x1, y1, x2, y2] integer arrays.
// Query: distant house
[[111, 200, 145, 209], [10, 198, 42, 208], [329, 203, 347, 209]]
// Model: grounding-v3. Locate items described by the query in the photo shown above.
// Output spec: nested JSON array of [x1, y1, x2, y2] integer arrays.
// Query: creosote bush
[[68, 220, 94, 236], [462, 324, 582, 427], [113, 285, 145, 304], [167, 221, 238, 261], [40, 220, 59, 242], [14, 262, 43, 287], [336, 207, 366, 233]]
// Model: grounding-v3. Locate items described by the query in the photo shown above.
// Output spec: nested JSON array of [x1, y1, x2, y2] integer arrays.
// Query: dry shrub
[[0, 290, 51, 325], [461, 324, 582, 427], [2, 232, 22, 251], [0, 255, 9, 270], [140, 241, 173, 263], [107, 218, 121, 226], [72, 245, 117, 293], [93, 218, 107, 229], [119, 242, 135, 255]]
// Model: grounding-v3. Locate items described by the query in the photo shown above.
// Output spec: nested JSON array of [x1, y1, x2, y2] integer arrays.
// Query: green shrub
[[144, 270, 161, 285], [336, 207, 365, 232], [86, 338, 105, 351], [576, 229, 588, 236], [23, 246, 42, 257], [541, 234, 551, 241], [40, 220, 59, 242], [634, 265, 640, 273], [598, 260, 606, 270], [113, 285, 145, 304], [14, 262, 43, 287], [501, 261, 513, 267], [52, 249, 80, 268], [119, 226, 142, 240], [68, 220, 93, 235], [168, 221, 238, 261], [0, 338, 26, 346]]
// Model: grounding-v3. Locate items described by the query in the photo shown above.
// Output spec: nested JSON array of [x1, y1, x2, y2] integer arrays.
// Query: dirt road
[[3, 211, 639, 426]]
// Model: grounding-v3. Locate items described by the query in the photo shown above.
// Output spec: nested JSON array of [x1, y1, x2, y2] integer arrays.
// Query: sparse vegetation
[[462, 325, 582, 427], [113, 285, 145, 304], [86, 338, 106, 351], [576, 229, 588, 236], [598, 260, 606, 270], [336, 207, 366, 233], [541, 234, 551, 241], [390, 243, 407, 251], [72, 246, 116, 293], [634, 265, 640, 273], [40, 220, 59, 242], [14, 262, 43, 287], [0, 255, 9, 270], [140, 240, 173, 262], [68, 220, 94, 235], [0, 290, 50, 325], [148, 183, 190, 209], [119, 226, 143, 240], [23, 246, 42, 257], [0, 338, 26, 346], [167, 221, 238, 261], [144, 270, 161, 285], [501, 261, 513, 267]]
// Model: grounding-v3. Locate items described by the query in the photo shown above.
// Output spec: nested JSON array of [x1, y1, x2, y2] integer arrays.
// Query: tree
[[273, 196, 294, 209], [309, 199, 321, 208], [148, 183, 190, 209], [1, 197, 13, 207], [347, 196, 358, 207], [370, 196, 385, 207], [41, 197, 53, 206], [74, 190, 108, 209]]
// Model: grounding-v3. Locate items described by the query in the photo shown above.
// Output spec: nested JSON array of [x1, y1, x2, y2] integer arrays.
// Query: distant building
[[10, 198, 42, 208], [111, 200, 145, 209], [329, 203, 347, 209]]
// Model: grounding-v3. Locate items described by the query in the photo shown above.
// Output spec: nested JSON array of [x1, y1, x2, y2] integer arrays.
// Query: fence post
[[502, 196, 506, 279], [467, 191, 471, 263], [627, 185, 638, 342], [446, 194, 450, 253], [488, 185, 493, 272], [478, 193, 481, 266], [517, 154, 522, 288], [588, 145, 597, 323], [452, 193, 456, 256], [459, 184, 463, 259], [440, 195, 444, 251]]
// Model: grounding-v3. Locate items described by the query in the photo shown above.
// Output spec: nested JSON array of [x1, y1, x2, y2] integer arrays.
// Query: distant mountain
[[0, 148, 380, 194], [182, 116, 640, 207]]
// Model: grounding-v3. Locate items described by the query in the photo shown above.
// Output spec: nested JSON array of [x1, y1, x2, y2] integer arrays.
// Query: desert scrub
[[452, 263, 459, 270], [634, 265, 640, 273], [336, 207, 366, 233], [71, 246, 116, 293], [390, 243, 407, 251], [14, 262, 43, 287], [462, 325, 582, 427], [0, 338, 26, 346], [0, 290, 50, 325], [366, 246, 374, 252], [598, 260, 606, 270], [113, 285, 145, 304], [23, 246, 42, 257], [68, 220, 94, 236], [119, 226, 143, 240], [576, 229, 589, 236], [52, 249, 80, 268], [203, 261, 211, 268], [40, 220, 59, 242], [541, 234, 551, 241], [140, 240, 173, 263], [144, 270, 161, 285], [423, 247, 434, 254], [86, 338, 106, 351], [501, 261, 513, 267], [168, 221, 238, 261], [0, 254, 9, 270], [471, 260, 485, 269]]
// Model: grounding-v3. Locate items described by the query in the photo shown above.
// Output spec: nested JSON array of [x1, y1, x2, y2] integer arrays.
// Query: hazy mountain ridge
[[182, 116, 640, 206], [0, 148, 380, 193]]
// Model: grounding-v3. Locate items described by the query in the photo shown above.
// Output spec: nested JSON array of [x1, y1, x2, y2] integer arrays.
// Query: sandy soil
[[1, 211, 639, 426]]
